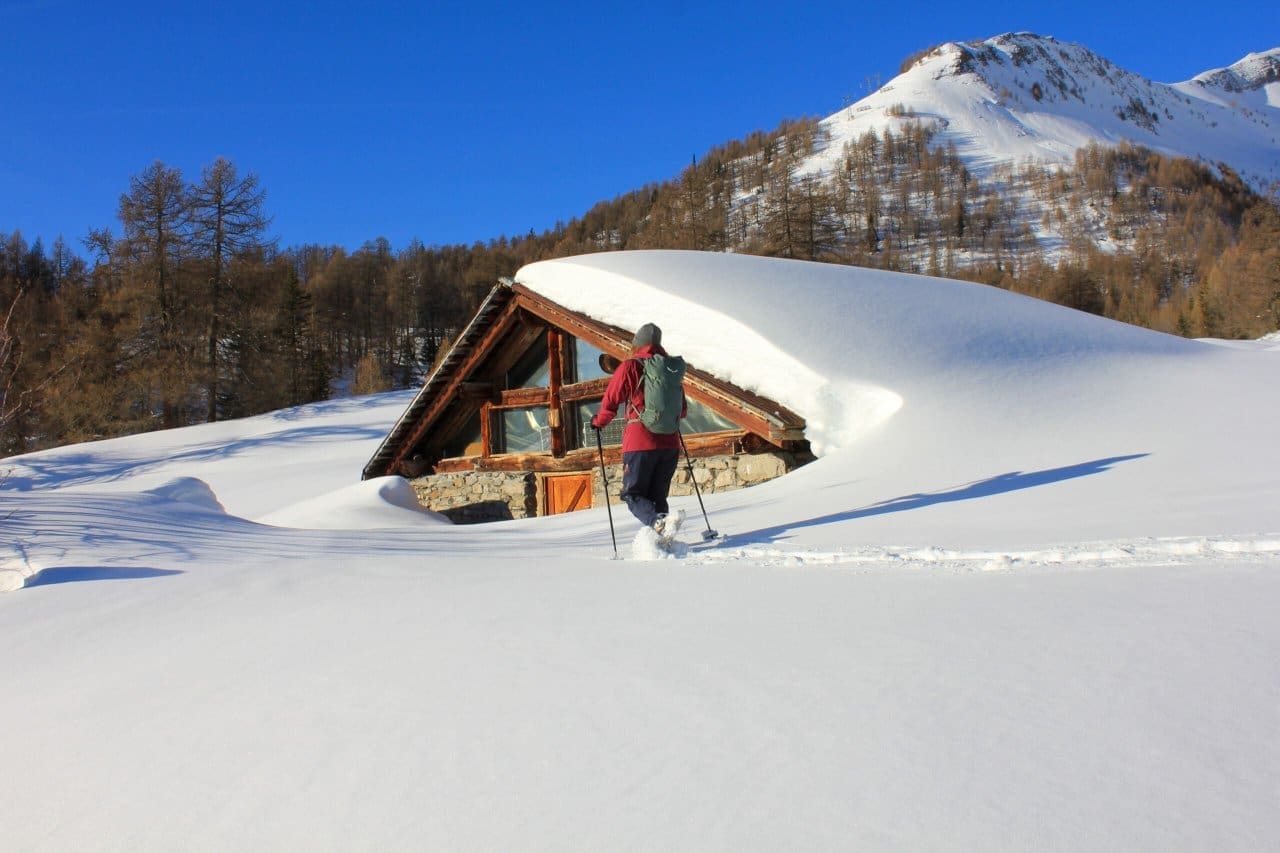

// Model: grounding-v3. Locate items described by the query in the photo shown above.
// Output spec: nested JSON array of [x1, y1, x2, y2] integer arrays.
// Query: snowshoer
[[592, 322, 687, 543]]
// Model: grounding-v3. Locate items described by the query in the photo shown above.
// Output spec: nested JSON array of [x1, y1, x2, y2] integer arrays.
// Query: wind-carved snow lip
[[0, 542, 42, 592], [803, 380, 904, 456], [143, 477, 227, 514]]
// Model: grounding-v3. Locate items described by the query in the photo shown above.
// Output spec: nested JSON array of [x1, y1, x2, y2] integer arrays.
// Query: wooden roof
[[362, 281, 806, 480]]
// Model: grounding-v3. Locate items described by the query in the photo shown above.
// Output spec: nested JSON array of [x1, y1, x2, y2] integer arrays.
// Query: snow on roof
[[515, 250, 1190, 455]]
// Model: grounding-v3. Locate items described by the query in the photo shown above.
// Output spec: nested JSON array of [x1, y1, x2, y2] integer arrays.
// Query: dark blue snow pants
[[620, 449, 680, 528]]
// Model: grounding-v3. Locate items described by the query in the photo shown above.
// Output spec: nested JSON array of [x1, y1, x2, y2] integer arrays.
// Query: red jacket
[[592, 344, 687, 451]]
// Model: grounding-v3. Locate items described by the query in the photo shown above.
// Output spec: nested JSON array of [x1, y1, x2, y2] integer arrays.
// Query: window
[[497, 406, 551, 453], [576, 396, 739, 450], [492, 334, 553, 455], [684, 398, 736, 433], [572, 400, 623, 449], [507, 336, 549, 389], [572, 338, 613, 383]]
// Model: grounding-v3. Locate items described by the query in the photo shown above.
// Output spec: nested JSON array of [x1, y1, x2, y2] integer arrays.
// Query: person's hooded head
[[632, 322, 661, 350]]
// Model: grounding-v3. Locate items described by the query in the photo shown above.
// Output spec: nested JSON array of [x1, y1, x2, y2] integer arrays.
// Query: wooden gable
[[362, 282, 807, 481]]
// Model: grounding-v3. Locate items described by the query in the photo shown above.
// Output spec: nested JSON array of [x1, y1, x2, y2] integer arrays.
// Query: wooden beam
[[430, 430, 750, 474], [547, 328, 566, 457], [512, 285, 634, 359], [435, 453, 599, 474], [458, 382, 497, 401], [560, 378, 610, 403], [496, 387, 551, 408]]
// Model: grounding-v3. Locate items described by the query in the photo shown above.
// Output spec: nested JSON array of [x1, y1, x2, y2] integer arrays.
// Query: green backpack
[[635, 354, 686, 434]]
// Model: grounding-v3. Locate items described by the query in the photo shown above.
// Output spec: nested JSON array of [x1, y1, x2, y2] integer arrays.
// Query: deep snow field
[[3, 251, 1279, 851]]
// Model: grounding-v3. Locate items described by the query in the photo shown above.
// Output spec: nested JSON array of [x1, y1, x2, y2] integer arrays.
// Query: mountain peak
[[847, 33, 1280, 190], [901, 32, 1071, 76], [919, 33, 1144, 107], [1191, 47, 1280, 93]]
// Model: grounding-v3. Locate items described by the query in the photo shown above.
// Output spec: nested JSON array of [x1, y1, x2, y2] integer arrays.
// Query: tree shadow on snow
[[1, 424, 387, 492], [25, 567, 184, 587], [739, 454, 1150, 544]]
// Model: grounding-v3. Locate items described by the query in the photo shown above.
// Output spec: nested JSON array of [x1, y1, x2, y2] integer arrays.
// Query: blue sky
[[4, 0, 1276, 253]]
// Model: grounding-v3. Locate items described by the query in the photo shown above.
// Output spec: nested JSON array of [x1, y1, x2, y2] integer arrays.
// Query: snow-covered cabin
[[362, 255, 812, 522]]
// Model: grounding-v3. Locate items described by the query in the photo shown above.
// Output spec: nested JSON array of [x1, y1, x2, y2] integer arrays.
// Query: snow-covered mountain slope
[[1177, 48, 1280, 112], [4, 252, 1280, 849], [807, 32, 1280, 190]]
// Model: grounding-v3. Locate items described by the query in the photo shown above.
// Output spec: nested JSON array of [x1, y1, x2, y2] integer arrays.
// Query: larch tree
[[118, 160, 190, 428], [189, 157, 271, 421]]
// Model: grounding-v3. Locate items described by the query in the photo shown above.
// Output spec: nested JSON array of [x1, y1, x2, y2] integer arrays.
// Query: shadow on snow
[[25, 567, 184, 587], [737, 454, 1150, 544], [1, 424, 387, 492]]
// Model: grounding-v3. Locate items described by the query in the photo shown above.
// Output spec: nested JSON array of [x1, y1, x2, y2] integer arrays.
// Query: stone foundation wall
[[412, 450, 812, 524], [591, 450, 806, 505], [411, 471, 536, 524]]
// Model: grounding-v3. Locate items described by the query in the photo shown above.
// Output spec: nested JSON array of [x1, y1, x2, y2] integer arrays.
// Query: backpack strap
[[624, 357, 644, 423]]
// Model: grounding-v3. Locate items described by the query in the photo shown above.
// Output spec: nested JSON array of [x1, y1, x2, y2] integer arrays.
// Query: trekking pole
[[678, 430, 719, 541], [594, 427, 619, 559]]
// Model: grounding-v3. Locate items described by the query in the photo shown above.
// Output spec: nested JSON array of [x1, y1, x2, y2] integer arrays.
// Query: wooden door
[[544, 473, 593, 515]]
